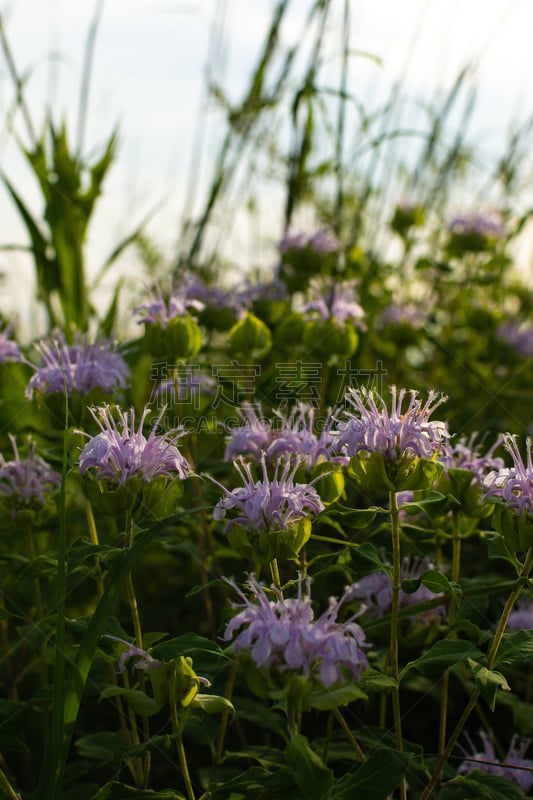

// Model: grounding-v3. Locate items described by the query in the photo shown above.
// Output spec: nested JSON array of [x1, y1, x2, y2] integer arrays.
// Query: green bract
[[347, 451, 443, 493]]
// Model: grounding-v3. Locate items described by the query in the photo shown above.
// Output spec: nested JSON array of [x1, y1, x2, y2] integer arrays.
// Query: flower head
[[134, 282, 204, 327], [440, 433, 505, 484], [25, 331, 129, 399], [223, 403, 274, 462], [78, 405, 190, 486], [497, 321, 533, 358], [482, 434, 533, 516], [0, 435, 61, 517], [0, 321, 22, 363], [223, 573, 368, 687], [507, 597, 533, 630], [447, 213, 505, 240], [349, 556, 445, 624], [267, 404, 347, 471], [211, 454, 324, 534], [278, 230, 341, 255], [303, 280, 366, 329], [103, 635, 163, 673], [335, 386, 449, 460], [457, 731, 533, 793]]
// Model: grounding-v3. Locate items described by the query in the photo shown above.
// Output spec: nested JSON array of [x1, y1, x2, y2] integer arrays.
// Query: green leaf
[[335, 748, 413, 800], [190, 693, 235, 716], [92, 782, 185, 800], [495, 630, 533, 667], [400, 490, 459, 519], [305, 682, 367, 710], [285, 734, 334, 800], [440, 769, 524, 800], [405, 640, 483, 677], [99, 685, 164, 718], [319, 503, 379, 529], [483, 532, 521, 570], [466, 659, 511, 710], [350, 542, 391, 577], [420, 570, 461, 606]]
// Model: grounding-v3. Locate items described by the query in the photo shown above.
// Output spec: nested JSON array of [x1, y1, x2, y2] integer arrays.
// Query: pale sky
[[1, 0, 532, 332]]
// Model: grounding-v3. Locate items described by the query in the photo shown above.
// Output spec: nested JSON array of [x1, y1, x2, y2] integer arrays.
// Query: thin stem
[[123, 510, 151, 785], [334, 708, 367, 763], [212, 658, 238, 776], [24, 523, 43, 620], [124, 511, 143, 648], [170, 668, 196, 800], [389, 490, 407, 800], [270, 558, 282, 592], [438, 512, 461, 756], [85, 500, 105, 597], [0, 766, 20, 800], [420, 546, 533, 800]]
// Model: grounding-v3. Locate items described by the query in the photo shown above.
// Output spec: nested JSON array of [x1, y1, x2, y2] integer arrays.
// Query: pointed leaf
[[285, 734, 334, 800]]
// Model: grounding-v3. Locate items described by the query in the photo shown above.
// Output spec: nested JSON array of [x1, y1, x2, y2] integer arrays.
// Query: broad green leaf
[[466, 659, 511, 710], [92, 782, 185, 800], [320, 503, 379, 529], [335, 748, 413, 800], [405, 640, 483, 677], [305, 682, 367, 710], [420, 570, 461, 606], [351, 541, 391, 577], [190, 693, 235, 716], [285, 733, 334, 800], [440, 769, 524, 800], [99, 685, 164, 718], [400, 490, 459, 519], [494, 630, 533, 668]]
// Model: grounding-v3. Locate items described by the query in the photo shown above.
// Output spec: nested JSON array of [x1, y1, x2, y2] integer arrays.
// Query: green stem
[[389, 490, 407, 800], [24, 523, 43, 620], [438, 512, 461, 756], [334, 708, 366, 762], [170, 668, 196, 800], [270, 558, 282, 592], [420, 546, 533, 800], [212, 659, 238, 776], [0, 766, 20, 800], [124, 511, 143, 649], [85, 500, 105, 597], [123, 510, 151, 785]]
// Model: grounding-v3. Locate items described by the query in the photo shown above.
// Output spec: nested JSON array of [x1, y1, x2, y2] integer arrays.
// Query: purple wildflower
[[224, 403, 274, 462], [278, 229, 341, 256], [134, 282, 204, 327], [0, 321, 22, 363], [482, 434, 533, 516], [267, 404, 348, 470], [211, 454, 324, 533], [349, 556, 445, 624], [78, 405, 190, 486], [335, 386, 449, 460], [103, 635, 163, 673], [377, 304, 426, 330], [0, 435, 61, 516], [507, 598, 533, 630], [458, 731, 533, 793], [223, 573, 368, 687], [447, 213, 505, 240], [25, 331, 129, 399], [303, 279, 366, 329], [238, 278, 288, 307], [497, 321, 533, 358], [440, 433, 505, 483]]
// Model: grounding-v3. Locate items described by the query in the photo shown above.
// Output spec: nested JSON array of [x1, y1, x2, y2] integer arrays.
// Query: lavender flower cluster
[[78, 405, 190, 486], [223, 573, 368, 687]]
